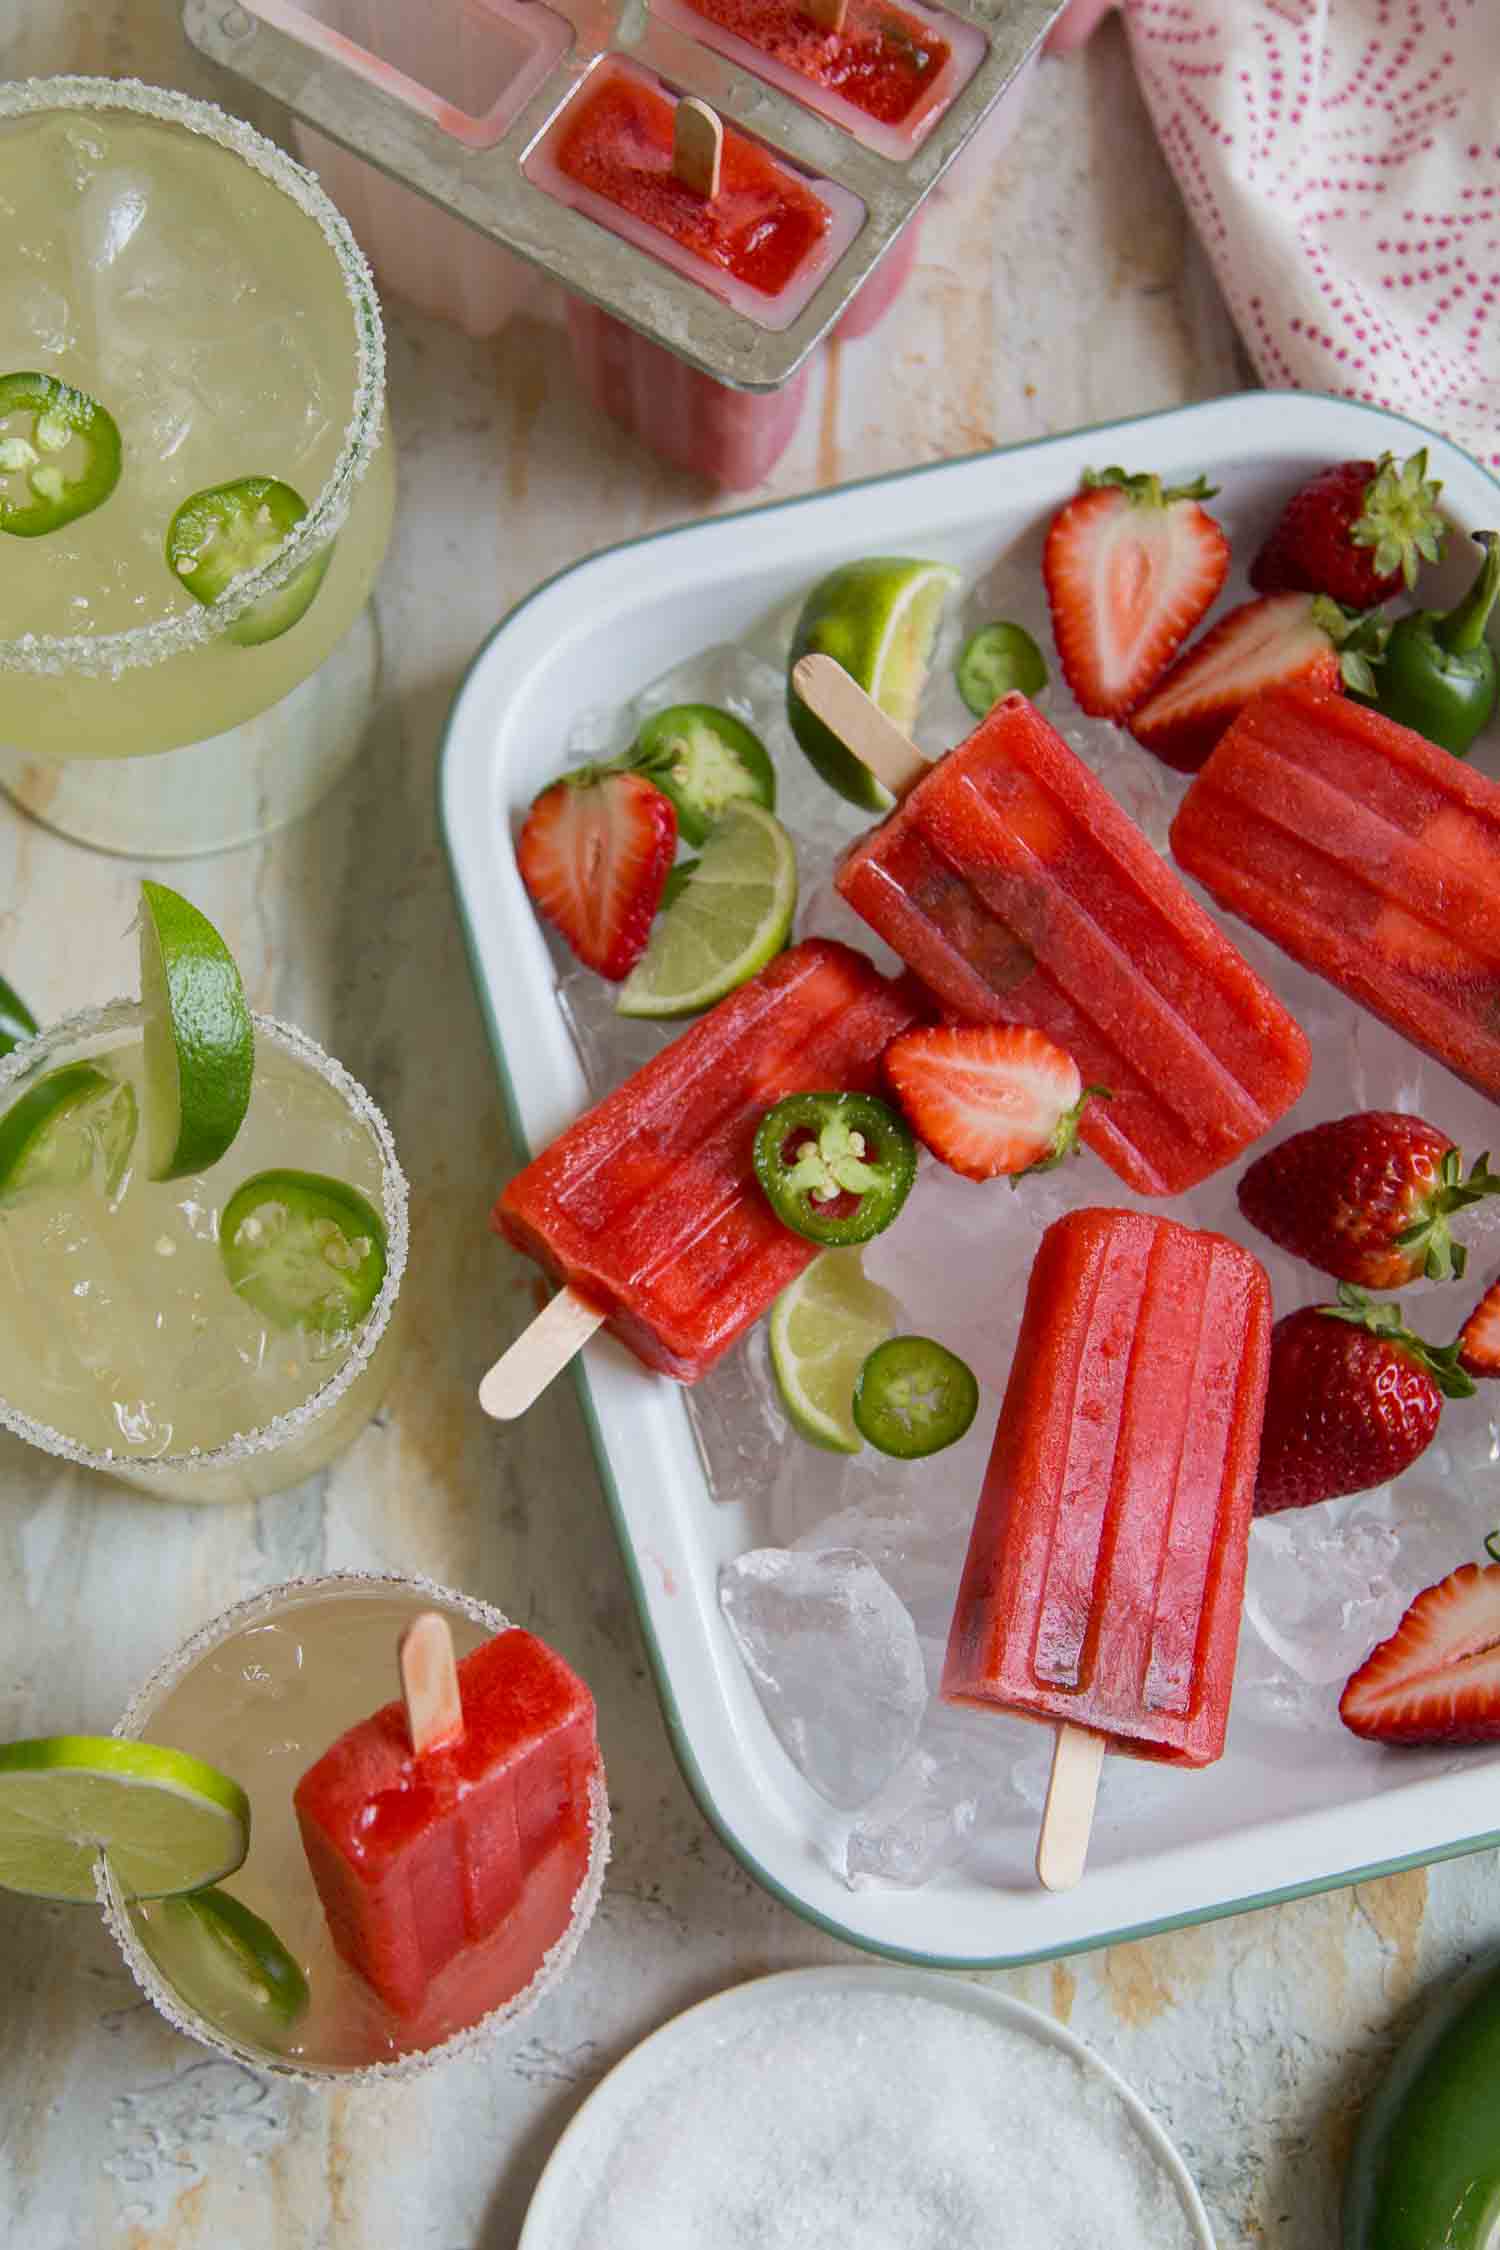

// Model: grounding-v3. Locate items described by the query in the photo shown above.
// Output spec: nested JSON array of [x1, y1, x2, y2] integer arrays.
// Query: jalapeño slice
[[0, 372, 122, 539], [956, 622, 1048, 718], [165, 477, 332, 647], [220, 1170, 386, 1345], [753, 1091, 916, 1248], [853, 1335, 980, 1459], [630, 706, 777, 847]]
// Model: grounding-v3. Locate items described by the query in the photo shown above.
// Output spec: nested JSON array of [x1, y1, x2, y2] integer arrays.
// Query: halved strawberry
[[1340, 1562, 1500, 1746], [883, 1023, 1104, 1182], [1251, 450, 1445, 608], [1458, 1274, 1500, 1379], [1041, 466, 1230, 718], [516, 768, 676, 980], [1130, 594, 1385, 773]]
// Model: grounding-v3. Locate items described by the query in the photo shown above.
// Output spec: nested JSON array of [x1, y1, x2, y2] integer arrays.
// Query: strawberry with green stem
[[1250, 449, 1446, 609], [882, 1024, 1106, 1184], [1129, 593, 1388, 773]]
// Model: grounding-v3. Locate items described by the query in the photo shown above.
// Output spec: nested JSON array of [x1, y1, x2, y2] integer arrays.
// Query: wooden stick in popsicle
[[790, 654, 929, 798], [672, 96, 723, 200], [399, 1610, 466, 1754], [1035, 1724, 1106, 1892], [479, 1286, 606, 1422], [805, 0, 850, 31], [795, 650, 1112, 1893]]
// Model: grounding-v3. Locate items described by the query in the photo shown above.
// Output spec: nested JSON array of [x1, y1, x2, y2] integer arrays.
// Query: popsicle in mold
[[484, 938, 922, 1414], [294, 1613, 600, 2021], [794, 656, 1311, 1196], [943, 1207, 1272, 1888], [1170, 681, 1500, 1103]]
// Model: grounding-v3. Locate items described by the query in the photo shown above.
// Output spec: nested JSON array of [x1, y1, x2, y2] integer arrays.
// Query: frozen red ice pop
[[294, 1613, 601, 2021], [483, 938, 922, 1417], [1170, 681, 1500, 1103], [943, 1208, 1272, 1888], [794, 655, 1311, 1195]]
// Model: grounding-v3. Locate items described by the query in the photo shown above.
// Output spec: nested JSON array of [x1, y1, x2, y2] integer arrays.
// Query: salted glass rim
[[0, 1000, 409, 1477], [100, 1571, 612, 2084], [0, 75, 386, 680]]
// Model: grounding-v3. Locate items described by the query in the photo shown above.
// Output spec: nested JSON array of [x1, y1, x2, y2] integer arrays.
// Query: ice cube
[[719, 1547, 927, 1809], [844, 1689, 1030, 1890]]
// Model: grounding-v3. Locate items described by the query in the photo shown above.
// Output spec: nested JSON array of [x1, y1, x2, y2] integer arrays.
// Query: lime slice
[[138, 881, 254, 1182], [0, 972, 37, 1058], [769, 1247, 901, 1452], [0, 1736, 250, 1903], [152, 1886, 309, 2023], [787, 558, 960, 810], [0, 1063, 137, 1203], [616, 802, 797, 1020]]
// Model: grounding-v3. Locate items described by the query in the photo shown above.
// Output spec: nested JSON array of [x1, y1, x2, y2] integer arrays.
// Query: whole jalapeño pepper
[[1371, 531, 1499, 756]]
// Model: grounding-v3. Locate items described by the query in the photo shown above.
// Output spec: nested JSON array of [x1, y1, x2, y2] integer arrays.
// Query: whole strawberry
[[1238, 1112, 1500, 1290], [1250, 449, 1445, 608], [1255, 1285, 1473, 1515]]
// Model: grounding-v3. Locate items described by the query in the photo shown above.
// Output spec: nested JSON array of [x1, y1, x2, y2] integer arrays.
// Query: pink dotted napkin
[[1049, 1, 1500, 468]]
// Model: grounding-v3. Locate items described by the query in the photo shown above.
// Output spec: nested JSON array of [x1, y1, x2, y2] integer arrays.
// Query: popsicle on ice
[[295, 1616, 600, 2022], [1170, 682, 1500, 1103], [943, 1207, 1272, 1886], [485, 938, 922, 1412], [796, 658, 1311, 1196], [529, 58, 862, 329], [650, 0, 985, 163]]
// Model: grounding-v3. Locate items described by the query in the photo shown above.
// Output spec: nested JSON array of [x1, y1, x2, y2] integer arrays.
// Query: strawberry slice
[[1041, 466, 1230, 718], [1130, 594, 1385, 773], [516, 768, 676, 980], [1340, 1561, 1500, 1746], [1459, 1275, 1500, 1379], [883, 1023, 1104, 1182]]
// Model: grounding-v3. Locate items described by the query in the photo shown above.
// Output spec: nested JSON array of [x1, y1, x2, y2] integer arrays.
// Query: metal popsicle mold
[[184, 0, 1066, 389]]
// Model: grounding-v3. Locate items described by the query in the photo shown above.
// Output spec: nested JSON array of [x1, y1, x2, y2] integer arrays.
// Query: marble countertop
[[2, 5, 1494, 2246]]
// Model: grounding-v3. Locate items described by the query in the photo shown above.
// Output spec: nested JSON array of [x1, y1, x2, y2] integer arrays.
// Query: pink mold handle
[[586, 299, 810, 484]]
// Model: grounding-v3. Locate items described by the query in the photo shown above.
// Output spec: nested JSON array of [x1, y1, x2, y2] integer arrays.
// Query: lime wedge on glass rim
[[616, 802, 797, 1019], [153, 1886, 309, 2023], [787, 557, 960, 810], [0, 1736, 249, 1903], [0, 1062, 137, 1202], [769, 1248, 901, 1453], [0, 972, 37, 1058], [138, 881, 254, 1182]]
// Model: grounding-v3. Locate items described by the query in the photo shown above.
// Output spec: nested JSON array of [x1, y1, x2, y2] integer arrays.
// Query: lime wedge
[[0, 1736, 250, 1903], [787, 558, 960, 810], [138, 881, 254, 1182], [769, 1248, 901, 1452], [153, 1887, 309, 2023], [0, 1063, 137, 1203], [616, 802, 797, 1020]]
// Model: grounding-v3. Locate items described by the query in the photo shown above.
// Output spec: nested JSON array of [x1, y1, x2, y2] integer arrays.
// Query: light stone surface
[[2, 5, 1495, 2247]]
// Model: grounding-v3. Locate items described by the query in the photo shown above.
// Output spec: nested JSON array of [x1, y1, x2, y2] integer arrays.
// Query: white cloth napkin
[[1048, 0, 1500, 469]]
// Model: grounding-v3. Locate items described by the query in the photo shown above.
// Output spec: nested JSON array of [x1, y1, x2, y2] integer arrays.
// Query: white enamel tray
[[442, 392, 1500, 1968]]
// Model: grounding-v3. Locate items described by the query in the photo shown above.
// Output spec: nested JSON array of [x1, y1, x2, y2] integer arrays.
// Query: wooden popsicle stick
[[790, 654, 930, 800], [478, 1284, 607, 1421], [1035, 1722, 1106, 1892], [672, 97, 723, 199], [399, 1611, 465, 1755], [806, 0, 850, 29]]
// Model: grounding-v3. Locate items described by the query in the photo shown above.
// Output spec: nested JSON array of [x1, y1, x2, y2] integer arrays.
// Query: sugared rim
[[0, 1000, 409, 1478], [99, 1571, 611, 2084], [0, 76, 386, 680]]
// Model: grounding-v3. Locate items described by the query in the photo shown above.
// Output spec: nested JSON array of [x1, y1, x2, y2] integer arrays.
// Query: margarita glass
[[0, 1001, 407, 1501], [0, 76, 394, 857], [103, 1574, 609, 2078]]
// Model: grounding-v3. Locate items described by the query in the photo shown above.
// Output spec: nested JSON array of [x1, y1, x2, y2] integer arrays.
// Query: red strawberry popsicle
[[1170, 682, 1500, 1102], [295, 1621, 600, 2023], [815, 672, 1310, 1196], [944, 1208, 1272, 1886]]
